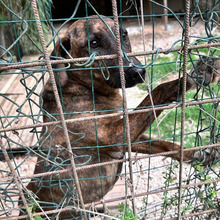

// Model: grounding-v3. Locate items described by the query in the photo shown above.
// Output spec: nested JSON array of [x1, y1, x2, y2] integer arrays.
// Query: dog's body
[[19, 17, 219, 218]]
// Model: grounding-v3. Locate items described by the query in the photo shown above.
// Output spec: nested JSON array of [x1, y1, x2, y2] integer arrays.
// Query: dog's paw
[[193, 148, 220, 165], [187, 56, 220, 90]]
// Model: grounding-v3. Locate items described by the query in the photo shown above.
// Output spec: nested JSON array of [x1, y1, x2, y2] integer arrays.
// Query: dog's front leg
[[127, 77, 187, 142], [104, 58, 219, 160], [105, 77, 186, 156], [128, 57, 219, 143], [131, 134, 195, 162]]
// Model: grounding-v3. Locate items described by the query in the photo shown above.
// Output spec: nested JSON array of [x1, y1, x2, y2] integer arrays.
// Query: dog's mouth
[[124, 66, 146, 88], [129, 67, 146, 82], [105, 66, 146, 88]]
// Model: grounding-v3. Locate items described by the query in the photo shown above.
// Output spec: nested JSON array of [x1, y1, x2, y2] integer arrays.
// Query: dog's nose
[[131, 67, 146, 81], [136, 67, 146, 78], [124, 67, 146, 88], [127, 67, 146, 75]]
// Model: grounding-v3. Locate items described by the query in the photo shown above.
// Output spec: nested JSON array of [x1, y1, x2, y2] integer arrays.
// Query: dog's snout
[[129, 67, 146, 80], [124, 67, 146, 88], [135, 67, 146, 78]]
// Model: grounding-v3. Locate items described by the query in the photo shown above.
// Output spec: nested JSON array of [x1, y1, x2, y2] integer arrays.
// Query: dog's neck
[[66, 76, 120, 96], [43, 77, 123, 114], [44, 76, 122, 101]]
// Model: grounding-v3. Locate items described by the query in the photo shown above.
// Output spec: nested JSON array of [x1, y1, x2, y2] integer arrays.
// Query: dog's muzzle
[[125, 67, 146, 87], [130, 67, 146, 82]]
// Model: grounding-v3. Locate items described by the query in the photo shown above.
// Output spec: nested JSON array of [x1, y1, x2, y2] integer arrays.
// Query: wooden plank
[[0, 73, 19, 94], [1, 72, 45, 149]]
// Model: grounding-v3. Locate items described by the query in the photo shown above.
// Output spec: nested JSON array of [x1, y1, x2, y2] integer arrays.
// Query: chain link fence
[[0, 0, 220, 219]]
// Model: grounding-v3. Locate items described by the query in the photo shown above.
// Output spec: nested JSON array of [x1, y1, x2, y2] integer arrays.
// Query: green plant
[[182, 204, 193, 215], [116, 203, 136, 220], [161, 162, 179, 218], [20, 197, 42, 220], [29, 201, 41, 219]]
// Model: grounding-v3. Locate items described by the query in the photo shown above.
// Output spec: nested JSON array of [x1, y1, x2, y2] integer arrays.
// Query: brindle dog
[[19, 16, 219, 219]]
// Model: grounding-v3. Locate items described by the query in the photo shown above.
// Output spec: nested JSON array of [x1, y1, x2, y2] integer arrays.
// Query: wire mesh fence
[[0, 0, 220, 219]]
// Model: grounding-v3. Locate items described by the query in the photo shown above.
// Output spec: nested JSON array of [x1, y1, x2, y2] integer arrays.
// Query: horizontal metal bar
[[85, 178, 220, 208], [0, 12, 214, 24], [1, 42, 220, 72], [0, 203, 218, 220], [1, 176, 219, 219], [1, 142, 220, 183], [1, 97, 220, 133], [166, 209, 219, 220]]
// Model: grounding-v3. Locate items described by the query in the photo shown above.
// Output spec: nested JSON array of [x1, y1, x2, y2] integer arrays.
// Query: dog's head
[[51, 16, 146, 89]]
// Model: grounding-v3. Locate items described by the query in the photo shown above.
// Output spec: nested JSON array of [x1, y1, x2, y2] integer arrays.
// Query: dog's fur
[[19, 17, 219, 219]]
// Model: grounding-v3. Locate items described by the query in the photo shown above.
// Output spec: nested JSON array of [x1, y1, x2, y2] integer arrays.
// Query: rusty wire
[[30, 0, 88, 219], [0, 142, 219, 186], [178, 0, 191, 218], [111, 0, 137, 215], [1, 42, 220, 72]]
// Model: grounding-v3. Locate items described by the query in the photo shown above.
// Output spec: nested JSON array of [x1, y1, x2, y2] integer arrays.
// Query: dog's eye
[[90, 40, 99, 48], [122, 32, 127, 41]]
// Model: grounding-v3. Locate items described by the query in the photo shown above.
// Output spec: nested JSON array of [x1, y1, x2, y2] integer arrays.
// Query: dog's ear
[[50, 35, 71, 87]]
